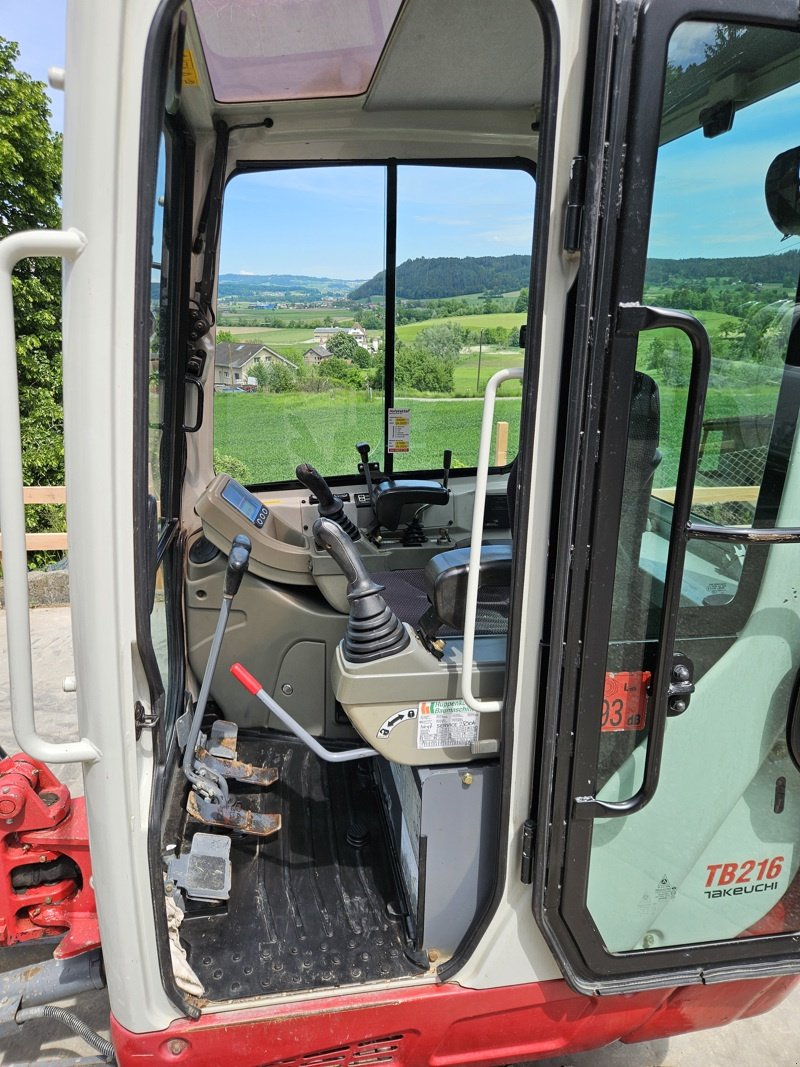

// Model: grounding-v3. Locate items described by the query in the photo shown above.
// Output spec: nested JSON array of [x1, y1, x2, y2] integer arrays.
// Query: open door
[[535, 0, 800, 993]]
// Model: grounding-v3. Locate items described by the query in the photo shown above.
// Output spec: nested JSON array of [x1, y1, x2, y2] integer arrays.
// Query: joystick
[[313, 517, 410, 662], [296, 462, 360, 541]]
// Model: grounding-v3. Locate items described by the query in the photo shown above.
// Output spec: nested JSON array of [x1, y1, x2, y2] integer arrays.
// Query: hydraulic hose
[[16, 1005, 116, 1062]]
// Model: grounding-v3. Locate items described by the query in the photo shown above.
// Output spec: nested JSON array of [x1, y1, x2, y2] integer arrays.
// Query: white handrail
[[461, 367, 523, 713], [0, 228, 100, 763]]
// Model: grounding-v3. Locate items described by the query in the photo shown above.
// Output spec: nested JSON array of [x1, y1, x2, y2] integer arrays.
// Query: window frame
[[224, 155, 537, 489]]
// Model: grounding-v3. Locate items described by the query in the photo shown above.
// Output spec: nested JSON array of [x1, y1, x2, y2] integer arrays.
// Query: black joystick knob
[[313, 517, 410, 663], [296, 462, 360, 541], [224, 534, 251, 598], [356, 442, 375, 499]]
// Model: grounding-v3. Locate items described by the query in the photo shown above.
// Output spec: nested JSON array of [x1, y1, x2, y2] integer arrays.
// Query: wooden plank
[[653, 485, 760, 506], [0, 532, 68, 553], [22, 486, 66, 504]]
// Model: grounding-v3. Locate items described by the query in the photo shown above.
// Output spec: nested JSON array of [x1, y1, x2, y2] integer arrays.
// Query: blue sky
[[0, 0, 65, 130], [3, 6, 797, 274]]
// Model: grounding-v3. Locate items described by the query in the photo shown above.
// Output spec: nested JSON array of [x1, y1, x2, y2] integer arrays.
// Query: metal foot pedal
[[187, 791, 281, 838], [168, 832, 232, 902], [195, 720, 279, 788]]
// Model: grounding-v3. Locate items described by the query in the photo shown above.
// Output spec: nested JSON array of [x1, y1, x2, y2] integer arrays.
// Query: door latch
[[667, 652, 694, 716]]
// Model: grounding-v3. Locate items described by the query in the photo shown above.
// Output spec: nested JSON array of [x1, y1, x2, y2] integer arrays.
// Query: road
[[1, 605, 799, 1065]]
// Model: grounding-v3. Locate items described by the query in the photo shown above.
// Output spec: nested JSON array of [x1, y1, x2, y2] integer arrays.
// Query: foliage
[[216, 329, 235, 342], [395, 342, 454, 393], [265, 360, 295, 393], [351, 254, 533, 300], [213, 448, 250, 483], [0, 37, 65, 562], [318, 356, 363, 388], [327, 332, 362, 362], [414, 322, 466, 361], [250, 361, 270, 389], [514, 287, 529, 313]]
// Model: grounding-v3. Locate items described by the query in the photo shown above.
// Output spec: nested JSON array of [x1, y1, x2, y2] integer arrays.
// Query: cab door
[[535, 0, 800, 993]]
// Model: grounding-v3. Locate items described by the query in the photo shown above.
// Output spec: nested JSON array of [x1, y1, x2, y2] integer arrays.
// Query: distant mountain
[[216, 273, 365, 302], [351, 255, 532, 301], [646, 250, 800, 286]]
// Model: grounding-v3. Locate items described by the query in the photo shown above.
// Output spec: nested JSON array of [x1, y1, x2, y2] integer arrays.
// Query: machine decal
[[182, 49, 200, 86], [388, 408, 411, 453], [417, 700, 479, 749], [376, 708, 417, 739], [601, 671, 651, 732], [705, 857, 783, 888]]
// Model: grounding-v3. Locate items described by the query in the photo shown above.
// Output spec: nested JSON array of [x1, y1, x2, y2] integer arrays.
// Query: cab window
[[213, 163, 535, 486]]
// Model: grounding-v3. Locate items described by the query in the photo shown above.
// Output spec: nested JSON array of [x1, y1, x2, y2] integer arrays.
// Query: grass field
[[214, 391, 522, 484], [396, 311, 526, 343], [223, 326, 318, 345]]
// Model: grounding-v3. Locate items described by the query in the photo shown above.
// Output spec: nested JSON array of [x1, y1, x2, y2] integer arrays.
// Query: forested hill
[[350, 255, 532, 300], [646, 249, 800, 286], [351, 249, 800, 301]]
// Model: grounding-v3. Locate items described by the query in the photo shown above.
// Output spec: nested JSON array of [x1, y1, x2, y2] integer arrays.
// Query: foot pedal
[[195, 719, 279, 787], [168, 832, 232, 902], [207, 719, 238, 759], [187, 791, 281, 838]]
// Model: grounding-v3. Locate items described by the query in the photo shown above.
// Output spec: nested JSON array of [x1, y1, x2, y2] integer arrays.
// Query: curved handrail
[[0, 228, 100, 763], [461, 366, 523, 713], [576, 304, 711, 819]]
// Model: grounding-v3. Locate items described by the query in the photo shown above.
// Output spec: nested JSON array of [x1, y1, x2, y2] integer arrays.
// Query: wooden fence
[[0, 486, 68, 555]]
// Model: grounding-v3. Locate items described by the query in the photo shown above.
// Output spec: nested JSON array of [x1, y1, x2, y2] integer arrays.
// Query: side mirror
[[765, 146, 800, 238]]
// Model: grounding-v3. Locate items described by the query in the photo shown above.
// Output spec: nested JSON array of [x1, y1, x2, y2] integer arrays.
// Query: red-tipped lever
[[230, 662, 377, 764], [231, 662, 262, 696]]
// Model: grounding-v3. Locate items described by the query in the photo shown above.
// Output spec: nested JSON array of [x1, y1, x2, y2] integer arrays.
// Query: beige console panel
[[332, 628, 505, 765], [195, 474, 314, 587]]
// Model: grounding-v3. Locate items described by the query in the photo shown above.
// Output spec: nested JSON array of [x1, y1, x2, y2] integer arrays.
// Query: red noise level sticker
[[601, 671, 651, 733]]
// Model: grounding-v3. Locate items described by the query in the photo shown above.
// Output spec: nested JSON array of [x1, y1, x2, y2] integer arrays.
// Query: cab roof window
[[191, 0, 403, 103]]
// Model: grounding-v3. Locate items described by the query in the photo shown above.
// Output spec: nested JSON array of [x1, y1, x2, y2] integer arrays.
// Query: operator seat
[[418, 370, 662, 646]]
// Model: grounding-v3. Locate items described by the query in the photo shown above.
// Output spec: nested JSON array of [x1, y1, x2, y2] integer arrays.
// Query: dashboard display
[[221, 478, 267, 526]]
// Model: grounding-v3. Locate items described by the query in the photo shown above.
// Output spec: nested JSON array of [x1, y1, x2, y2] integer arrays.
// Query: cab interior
[[146, 0, 550, 1007]]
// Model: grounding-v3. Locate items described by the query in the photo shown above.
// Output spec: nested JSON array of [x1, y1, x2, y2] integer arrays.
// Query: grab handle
[[575, 304, 711, 819], [0, 229, 100, 763], [461, 367, 523, 713]]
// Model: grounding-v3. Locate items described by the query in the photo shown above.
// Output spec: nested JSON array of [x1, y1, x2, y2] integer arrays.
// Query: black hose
[[15, 1005, 116, 1062]]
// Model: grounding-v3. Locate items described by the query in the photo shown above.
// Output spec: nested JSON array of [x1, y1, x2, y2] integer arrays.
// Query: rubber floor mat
[[179, 733, 424, 1000]]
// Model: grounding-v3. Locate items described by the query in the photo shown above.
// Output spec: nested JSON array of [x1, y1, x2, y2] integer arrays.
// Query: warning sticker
[[182, 50, 200, 86], [417, 699, 479, 749], [388, 408, 410, 453]]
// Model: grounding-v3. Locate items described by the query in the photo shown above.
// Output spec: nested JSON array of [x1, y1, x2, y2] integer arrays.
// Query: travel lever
[[296, 462, 360, 541]]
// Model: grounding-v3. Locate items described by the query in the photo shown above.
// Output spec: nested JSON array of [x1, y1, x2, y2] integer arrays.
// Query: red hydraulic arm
[[0, 753, 100, 958]]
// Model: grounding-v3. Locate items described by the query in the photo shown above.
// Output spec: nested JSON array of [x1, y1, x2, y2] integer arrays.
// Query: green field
[[214, 391, 521, 484], [396, 311, 526, 343], [224, 326, 317, 345]]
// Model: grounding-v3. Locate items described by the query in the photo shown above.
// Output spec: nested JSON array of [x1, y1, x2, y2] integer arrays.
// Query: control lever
[[356, 441, 375, 499], [442, 449, 452, 491], [296, 462, 360, 541], [313, 517, 410, 661], [181, 533, 280, 837]]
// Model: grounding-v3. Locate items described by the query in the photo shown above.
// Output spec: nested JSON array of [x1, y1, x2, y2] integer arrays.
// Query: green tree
[[514, 287, 529, 313], [327, 332, 361, 362], [414, 322, 466, 361], [0, 38, 64, 552], [266, 361, 295, 393], [216, 329, 235, 342], [250, 361, 270, 390], [395, 343, 454, 393]]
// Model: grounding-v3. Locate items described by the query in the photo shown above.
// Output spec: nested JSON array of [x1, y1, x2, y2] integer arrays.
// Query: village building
[[214, 342, 297, 388]]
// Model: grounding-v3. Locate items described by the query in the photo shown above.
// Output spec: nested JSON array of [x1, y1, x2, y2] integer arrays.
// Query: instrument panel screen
[[221, 478, 266, 526]]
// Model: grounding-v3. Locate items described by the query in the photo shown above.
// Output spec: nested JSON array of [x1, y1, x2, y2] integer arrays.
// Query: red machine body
[[0, 753, 100, 958]]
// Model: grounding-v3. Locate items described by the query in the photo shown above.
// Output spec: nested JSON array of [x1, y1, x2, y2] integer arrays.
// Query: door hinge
[[134, 700, 159, 740], [520, 819, 536, 884], [563, 156, 587, 253]]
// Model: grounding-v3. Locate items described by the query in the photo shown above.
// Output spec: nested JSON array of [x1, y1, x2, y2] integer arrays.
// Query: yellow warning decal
[[182, 50, 200, 87]]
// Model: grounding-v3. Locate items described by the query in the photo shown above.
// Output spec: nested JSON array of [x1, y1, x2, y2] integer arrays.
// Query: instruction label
[[417, 699, 479, 749], [388, 408, 411, 453], [182, 50, 200, 86]]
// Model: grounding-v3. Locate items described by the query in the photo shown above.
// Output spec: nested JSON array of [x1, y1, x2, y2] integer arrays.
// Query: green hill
[[351, 255, 532, 301]]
